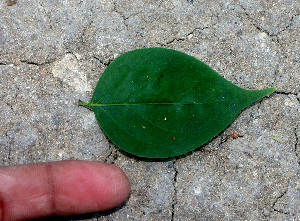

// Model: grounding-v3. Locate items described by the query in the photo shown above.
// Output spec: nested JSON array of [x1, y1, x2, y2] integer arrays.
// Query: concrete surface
[[0, 0, 299, 220]]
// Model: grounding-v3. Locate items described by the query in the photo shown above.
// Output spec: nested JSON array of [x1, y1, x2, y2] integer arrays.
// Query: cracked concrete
[[0, 0, 299, 220]]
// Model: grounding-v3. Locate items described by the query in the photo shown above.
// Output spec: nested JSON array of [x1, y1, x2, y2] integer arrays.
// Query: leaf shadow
[[114, 141, 202, 163]]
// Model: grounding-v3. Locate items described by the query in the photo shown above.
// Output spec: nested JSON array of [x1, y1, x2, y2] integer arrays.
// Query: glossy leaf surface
[[79, 48, 275, 158]]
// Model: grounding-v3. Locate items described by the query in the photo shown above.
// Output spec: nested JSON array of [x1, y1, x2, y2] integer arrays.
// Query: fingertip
[[51, 161, 131, 215], [106, 163, 131, 205]]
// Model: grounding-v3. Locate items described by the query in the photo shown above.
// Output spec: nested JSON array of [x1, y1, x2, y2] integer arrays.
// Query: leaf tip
[[268, 87, 276, 94], [263, 87, 276, 97]]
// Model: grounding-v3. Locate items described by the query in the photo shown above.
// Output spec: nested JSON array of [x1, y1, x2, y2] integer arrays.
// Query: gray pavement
[[0, 0, 299, 220]]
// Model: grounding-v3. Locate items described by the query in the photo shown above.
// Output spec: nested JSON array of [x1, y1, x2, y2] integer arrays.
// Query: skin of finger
[[0, 161, 130, 221], [0, 163, 53, 221]]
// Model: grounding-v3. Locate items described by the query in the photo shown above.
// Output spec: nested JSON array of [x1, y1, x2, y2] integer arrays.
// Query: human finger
[[0, 160, 130, 221]]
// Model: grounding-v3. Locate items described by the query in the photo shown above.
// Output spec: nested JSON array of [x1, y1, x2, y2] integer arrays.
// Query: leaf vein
[[87, 99, 230, 107], [124, 72, 162, 103]]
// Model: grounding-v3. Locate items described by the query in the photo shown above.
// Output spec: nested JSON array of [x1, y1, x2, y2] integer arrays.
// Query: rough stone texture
[[0, 0, 299, 220]]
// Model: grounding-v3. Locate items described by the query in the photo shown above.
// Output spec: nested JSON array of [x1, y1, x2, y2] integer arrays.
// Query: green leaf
[[79, 47, 275, 158]]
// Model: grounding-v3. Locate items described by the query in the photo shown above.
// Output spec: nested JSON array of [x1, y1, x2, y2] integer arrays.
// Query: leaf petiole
[[78, 100, 90, 107]]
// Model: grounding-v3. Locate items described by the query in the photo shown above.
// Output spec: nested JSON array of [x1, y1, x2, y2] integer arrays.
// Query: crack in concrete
[[160, 24, 217, 46], [0, 57, 58, 67], [104, 149, 114, 164], [271, 187, 289, 215], [65, 51, 79, 61], [4, 102, 13, 112], [171, 159, 178, 221], [274, 91, 298, 97], [215, 133, 229, 151], [4, 131, 12, 164], [93, 56, 112, 67], [240, 5, 298, 37], [294, 127, 299, 165], [19, 59, 56, 67], [8, 146, 11, 162], [104, 142, 119, 164], [269, 119, 298, 217], [4, 51, 83, 68], [165, 37, 185, 45], [254, 23, 289, 38], [112, 2, 129, 30]]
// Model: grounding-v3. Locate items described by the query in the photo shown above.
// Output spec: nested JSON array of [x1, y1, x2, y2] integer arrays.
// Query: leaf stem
[[78, 100, 89, 107]]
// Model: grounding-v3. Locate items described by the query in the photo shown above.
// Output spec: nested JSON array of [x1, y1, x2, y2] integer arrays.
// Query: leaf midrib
[[85, 99, 229, 107]]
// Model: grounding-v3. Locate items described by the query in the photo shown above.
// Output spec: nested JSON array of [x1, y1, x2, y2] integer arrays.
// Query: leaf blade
[[81, 47, 275, 158]]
